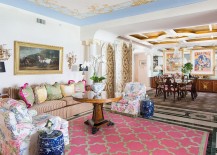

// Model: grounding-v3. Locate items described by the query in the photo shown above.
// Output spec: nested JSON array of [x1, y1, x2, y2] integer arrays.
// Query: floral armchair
[[0, 98, 69, 155], [111, 82, 146, 116]]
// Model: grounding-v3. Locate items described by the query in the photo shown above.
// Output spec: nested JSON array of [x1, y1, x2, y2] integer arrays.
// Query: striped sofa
[[7, 87, 92, 119]]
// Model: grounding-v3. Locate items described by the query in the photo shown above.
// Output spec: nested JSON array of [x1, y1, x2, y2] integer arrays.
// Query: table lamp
[[154, 65, 162, 76]]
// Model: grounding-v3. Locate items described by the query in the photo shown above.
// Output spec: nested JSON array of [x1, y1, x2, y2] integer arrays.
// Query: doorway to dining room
[[133, 53, 151, 89]]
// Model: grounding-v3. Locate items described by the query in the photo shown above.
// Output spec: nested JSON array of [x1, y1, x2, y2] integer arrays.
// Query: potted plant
[[88, 55, 106, 96], [181, 62, 193, 78]]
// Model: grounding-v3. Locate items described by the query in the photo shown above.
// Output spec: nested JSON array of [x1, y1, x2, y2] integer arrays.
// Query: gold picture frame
[[190, 48, 215, 75], [14, 41, 63, 75]]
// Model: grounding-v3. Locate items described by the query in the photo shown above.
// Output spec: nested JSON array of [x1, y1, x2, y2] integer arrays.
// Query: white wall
[[0, 4, 82, 93]]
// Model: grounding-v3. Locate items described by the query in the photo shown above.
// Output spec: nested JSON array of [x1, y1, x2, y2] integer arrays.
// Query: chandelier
[[168, 47, 182, 65], [0, 44, 11, 61]]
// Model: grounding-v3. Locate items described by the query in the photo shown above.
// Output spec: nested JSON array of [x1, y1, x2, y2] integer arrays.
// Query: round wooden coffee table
[[73, 92, 122, 134]]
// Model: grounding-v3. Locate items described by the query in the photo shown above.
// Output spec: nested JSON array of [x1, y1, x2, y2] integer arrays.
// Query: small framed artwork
[[14, 41, 63, 75], [190, 49, 215, 75], [79, 64, 88, 71], [139, 60, 146, 66]]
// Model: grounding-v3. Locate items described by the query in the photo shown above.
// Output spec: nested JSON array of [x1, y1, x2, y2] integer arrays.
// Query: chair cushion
[[170, 88, 178, 91], [45, 82, 63, 100], [16, 123, 35, 140], [61, 97, 79, 106], [124, 82, 146, 96], [32, 113, 62, 130], [34, 85, 47, 104], [29, 100, 66, 114], [19, 83, 35, 108]]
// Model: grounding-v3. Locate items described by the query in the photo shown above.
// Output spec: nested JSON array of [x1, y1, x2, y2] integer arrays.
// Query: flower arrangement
[[87, 55, 106, 83]]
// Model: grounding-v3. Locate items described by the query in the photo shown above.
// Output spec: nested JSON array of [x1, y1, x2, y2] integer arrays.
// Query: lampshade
[[154, 65, 162, 71], [0, 62, 6, 72]]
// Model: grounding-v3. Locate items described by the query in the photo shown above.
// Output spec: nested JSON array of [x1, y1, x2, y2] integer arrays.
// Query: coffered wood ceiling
[[128, 23, 217, 49]]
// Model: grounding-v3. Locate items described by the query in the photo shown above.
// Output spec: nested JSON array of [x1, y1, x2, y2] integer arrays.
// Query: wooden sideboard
[[150, 77, 217, 93], [198, 79, 217, 93]]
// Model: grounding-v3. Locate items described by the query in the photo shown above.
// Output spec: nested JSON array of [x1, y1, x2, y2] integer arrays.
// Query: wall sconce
[[66, 52, 77, 69], [154, 65, 163, 76], [0, 44, 11, 61]]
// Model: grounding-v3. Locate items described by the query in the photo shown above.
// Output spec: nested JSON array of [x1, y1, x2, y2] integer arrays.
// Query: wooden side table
[[73, 92, 122, 134]]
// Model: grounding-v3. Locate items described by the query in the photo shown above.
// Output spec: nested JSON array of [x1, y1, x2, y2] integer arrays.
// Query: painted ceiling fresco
[[0, 0, 206, 25], [27, 0, 155, 19]]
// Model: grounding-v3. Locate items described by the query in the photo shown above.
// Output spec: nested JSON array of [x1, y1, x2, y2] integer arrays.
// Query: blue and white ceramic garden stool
[[140, 100, 154, 118], [38, 130, 64, 155]]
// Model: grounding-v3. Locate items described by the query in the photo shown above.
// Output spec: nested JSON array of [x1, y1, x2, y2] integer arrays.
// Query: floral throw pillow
[[19, 83, 35, 108], [68, 80, 86, 93], [34, 85, 47, 104], [45, 82, 63, 100], [60, 84, 75, 97]]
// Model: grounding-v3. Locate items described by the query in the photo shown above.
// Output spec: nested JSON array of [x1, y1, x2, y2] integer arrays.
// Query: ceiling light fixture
[[168, 47, 182, 66], [209, 24, 212, 31]]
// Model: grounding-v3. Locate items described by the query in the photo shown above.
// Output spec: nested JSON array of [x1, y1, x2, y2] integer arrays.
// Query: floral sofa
[[111, 82, 146, 116], [0, 98, 69, 155]]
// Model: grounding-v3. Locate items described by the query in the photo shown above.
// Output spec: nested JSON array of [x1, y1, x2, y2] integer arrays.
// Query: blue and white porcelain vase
[[91, 83, 106, 97]]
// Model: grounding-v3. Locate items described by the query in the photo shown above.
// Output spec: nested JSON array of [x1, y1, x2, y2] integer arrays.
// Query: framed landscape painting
[[190, 49, 215, 75], [14, 41, 63, 75]]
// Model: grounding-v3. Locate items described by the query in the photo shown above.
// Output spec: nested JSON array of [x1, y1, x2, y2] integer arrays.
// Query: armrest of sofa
[[0, 110, 18, 140]]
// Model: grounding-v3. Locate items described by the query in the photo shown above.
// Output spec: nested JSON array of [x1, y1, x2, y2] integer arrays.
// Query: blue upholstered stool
[[140, 100, 154, 118], [38, 130, 64, 155]]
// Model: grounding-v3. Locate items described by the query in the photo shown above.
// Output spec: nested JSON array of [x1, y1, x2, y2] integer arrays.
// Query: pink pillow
[[19, 83, 35, 108], [68, 80, 75, 84]]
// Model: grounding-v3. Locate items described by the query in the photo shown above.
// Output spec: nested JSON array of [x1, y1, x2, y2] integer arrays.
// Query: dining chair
[[154, 76, 164, 97], [163, 77, 180, 102], [179, 77, 198, 101]]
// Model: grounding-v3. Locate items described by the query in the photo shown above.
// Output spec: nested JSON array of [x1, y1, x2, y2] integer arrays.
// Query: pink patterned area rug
[[65, 111, 209, 155]]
